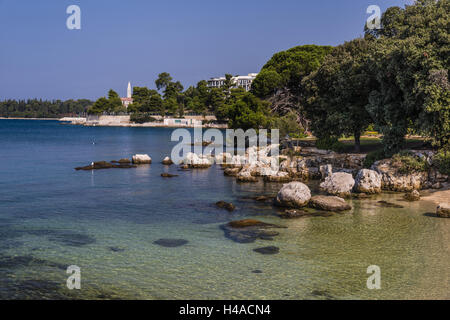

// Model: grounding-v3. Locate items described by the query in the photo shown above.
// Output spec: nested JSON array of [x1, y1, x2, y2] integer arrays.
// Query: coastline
[[0, 117, 60, 120]]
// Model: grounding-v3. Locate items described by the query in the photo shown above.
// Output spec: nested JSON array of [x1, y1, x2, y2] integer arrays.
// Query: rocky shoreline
[[74, 144, 449, 220]]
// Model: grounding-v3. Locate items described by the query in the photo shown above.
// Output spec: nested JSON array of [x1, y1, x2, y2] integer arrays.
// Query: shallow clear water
[[0, 120, 448, 300]]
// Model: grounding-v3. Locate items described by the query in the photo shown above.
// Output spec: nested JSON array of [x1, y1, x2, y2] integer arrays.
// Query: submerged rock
[[161, 173, 178, 178], [75, 161, 136, 170], [278, 209, 311, 219], [111, 158, 131, 164], [309, 196, 352, 212], [376, 201, 404, 209], [320, 172, 355, 197], [221, 219, 285, 243], [275, 182, 311, 208], [253, 246, 279, 255], [404, 190, 421, 201], [436, 203, 450, 218], [354, 169, 382, 194], [153, 239, 189, 247], [215, 201, 236, 212], [132, 154, 152, 164]]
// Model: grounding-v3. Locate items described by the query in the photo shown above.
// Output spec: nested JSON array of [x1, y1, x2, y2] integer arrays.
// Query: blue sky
[[0, 0, 411, 100]]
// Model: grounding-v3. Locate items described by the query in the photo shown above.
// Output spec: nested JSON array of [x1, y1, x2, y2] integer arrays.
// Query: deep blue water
[[0, 120, 448, 300]]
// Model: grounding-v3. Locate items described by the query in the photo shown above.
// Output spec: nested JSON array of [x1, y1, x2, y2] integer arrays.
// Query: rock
[[371, 158, 428, 191], [432, 182, 443, 189], [354, 169, 382, 194], [227, 219, 279, 228], [75, 161, 137, 170], [278, 209, 311, 219], [215, 201, 236, 212], [275, 182, 311, 208], [309, 196, 352, 212], [182, 152, 211, 169], [263, 171, 292, 182], [224, 167, 240, 177], [111, 158, 131, 164], [237, 170, 258, 182], [254, 196, 271, 202], [132, 154, 152, 164], [162, 157, 174, 165], [319, 164, 333, 180], [320, 172, 355, 197], [161, 173, 178, 178], [404, 190, 421, 201], [436, 203, 450, 218], [153, 239, 188, 247], [253, 246, 280, 255], [221, 219, 285, 243], [75, 161, 113, 170], [376, 201, 404, 209], [351, 193, 371, 199]]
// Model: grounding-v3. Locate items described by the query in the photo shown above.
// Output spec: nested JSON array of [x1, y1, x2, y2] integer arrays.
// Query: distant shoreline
[[0, 117, 60, 120]]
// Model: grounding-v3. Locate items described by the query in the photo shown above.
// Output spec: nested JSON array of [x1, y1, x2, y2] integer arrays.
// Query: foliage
[[271, 111, 306, 138], [225, 93, 272, 130], [433, 149, 450, 175], [130, 113, 158, 124], [392, 151, 429, 174], [365, 0, 450, 153], [0, 99, 92, 118], [363, 149, 387, 168], [302, 38, 376, 152], [252, 45, 333, 98], [315, 136, 345, 152]]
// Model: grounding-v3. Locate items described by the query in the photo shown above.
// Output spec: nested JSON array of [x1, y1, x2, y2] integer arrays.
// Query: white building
[[163, 118, 202, 127], [207, 73, 258, 91], [120, 82, 133, 108]]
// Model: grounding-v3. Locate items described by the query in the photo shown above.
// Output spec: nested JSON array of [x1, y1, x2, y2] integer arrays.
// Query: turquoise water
[[0, 120, 448, 300]]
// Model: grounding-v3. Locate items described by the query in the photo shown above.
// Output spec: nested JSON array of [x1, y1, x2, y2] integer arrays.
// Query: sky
[[0, 0, 411, 100]]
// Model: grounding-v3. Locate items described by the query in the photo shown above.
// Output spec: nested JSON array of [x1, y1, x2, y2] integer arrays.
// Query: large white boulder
[[354, 169, 382, 194], [183, 152, 211, 168], [132, 154, 152, 164], [275, 182, 311, 208], [320, 172, 355, 197]]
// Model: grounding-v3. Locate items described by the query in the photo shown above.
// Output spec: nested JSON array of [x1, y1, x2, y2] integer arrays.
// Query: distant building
[[207, 73, 258, 91], [120, 82, 133, 108], [163, 118, 202, 127]]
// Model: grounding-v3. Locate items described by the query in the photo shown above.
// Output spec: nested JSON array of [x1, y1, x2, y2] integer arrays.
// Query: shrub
[[363, 149, 386, 168], [433, 150, 450, 175], [392, 151, 429, 174], [315, 136, 345, 152], [130, 113, 157, 124]]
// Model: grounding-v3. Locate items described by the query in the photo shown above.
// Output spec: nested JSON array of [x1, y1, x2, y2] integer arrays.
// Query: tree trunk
[[354, 132, 361, 153]]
